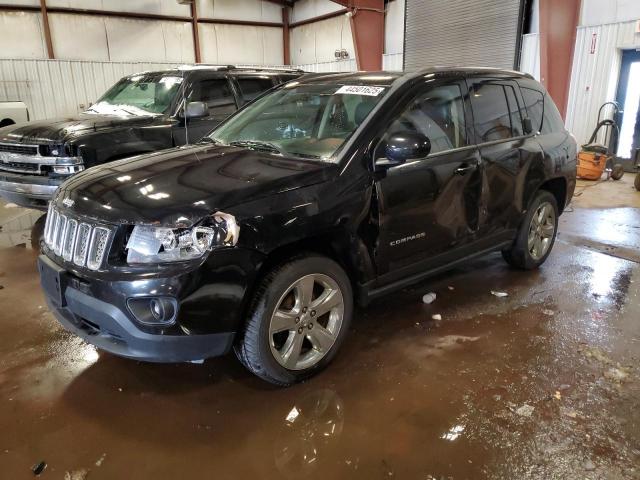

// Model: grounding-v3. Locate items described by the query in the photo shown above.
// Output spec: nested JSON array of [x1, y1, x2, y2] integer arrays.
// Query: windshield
[[209, 83, 387, 161], [88, 73, 183, 116]]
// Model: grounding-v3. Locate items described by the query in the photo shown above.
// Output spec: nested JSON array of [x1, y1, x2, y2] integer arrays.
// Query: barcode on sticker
[[335, 85, 385, 96]]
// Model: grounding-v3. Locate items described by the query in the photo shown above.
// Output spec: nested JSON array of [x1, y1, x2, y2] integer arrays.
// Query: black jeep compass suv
[[38, 68, 577, 386]]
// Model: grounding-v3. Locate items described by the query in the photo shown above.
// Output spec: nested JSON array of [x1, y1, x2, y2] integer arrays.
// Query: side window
[[504, 85, 523, 136], [520, 87, 544, 133], [385, 84, 468, 155], [236, 76, 275, 103], [542, 94, 565, 134], [469, 82, 514, 142], [188, 78, 236, 115], [278, 73, 301, 84]]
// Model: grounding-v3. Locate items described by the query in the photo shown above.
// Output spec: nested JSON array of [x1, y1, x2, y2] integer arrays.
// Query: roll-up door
[[403, 0, 524, 71]]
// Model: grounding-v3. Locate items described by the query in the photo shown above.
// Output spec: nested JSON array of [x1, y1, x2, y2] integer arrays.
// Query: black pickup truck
[[0, 66, 302, 209], [38, 68, 577, 386]]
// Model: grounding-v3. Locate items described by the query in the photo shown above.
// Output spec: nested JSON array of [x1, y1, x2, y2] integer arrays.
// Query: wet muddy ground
[[0, 178, 639, 479]]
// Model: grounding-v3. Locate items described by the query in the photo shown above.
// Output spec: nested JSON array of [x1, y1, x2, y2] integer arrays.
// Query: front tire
[[502, 190, 559, 270], [235, 255, 353, 386]]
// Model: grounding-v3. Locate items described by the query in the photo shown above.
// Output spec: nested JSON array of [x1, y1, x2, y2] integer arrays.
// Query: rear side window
[[542, 94, 565, 134], [236, 76, 274, 103], [278, 73, 301, 84], [386, 84, 468, 155], [520, 87, 544, 133], [469, 82, 517, 142], [504, 85, 523, 136], [188, 78, 236, 115]]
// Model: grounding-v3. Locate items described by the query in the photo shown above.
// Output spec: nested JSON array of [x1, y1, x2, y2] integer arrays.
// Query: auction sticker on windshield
[[335, 85, 385, 96]]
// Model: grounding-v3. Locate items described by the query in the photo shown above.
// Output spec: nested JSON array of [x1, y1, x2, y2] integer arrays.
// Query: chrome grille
[[0, 142, 38, 155], [44, 203, 113, 271]]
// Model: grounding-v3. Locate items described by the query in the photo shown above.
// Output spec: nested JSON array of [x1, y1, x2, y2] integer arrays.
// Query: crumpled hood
[[55, 144, 336, 227], [0, 113, 156, 144]]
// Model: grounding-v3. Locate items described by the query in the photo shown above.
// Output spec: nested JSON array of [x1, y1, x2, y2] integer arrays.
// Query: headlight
[[125, 212, 239, 264]]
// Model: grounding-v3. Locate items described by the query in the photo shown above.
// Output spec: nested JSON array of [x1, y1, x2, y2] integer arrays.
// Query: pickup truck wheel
[[234, 255, 353, 386], [502, 191, 558, 270], [30, 214, 47, 252]]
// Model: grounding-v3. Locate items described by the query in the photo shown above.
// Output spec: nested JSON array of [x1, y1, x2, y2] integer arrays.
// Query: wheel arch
[[240, 230, 370, 321], [537, 177, 567, 213]]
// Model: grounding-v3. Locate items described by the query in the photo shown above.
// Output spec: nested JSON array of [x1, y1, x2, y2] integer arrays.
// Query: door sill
[[358, 239, 512, 305]]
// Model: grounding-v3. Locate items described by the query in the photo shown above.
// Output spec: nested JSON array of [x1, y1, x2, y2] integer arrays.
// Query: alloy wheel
[[528, 201, 556, 261], [269, 274, 344, 371]]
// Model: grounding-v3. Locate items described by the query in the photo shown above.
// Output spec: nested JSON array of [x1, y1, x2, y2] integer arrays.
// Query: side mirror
[[376, 132, 431, 168], [523, 117, 534, 135], [185, 101, 208, 119]]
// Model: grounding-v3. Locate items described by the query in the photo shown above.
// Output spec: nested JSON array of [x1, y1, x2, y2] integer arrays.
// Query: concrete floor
[[0, 176, 639, 479]]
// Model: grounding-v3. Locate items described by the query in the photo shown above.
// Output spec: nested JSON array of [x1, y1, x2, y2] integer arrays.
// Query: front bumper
[[0, 172, 63, 209], [38, 254, 236, 363]]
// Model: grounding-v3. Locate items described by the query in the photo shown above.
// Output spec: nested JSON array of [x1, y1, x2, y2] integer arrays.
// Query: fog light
[[127, 297, 177, 326], [150, 298, 164, 320]]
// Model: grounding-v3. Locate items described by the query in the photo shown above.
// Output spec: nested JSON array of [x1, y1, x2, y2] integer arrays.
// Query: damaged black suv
[[38, 68, 576, 386]]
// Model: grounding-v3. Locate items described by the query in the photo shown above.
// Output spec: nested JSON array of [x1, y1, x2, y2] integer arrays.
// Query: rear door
[[173, 74, 238, 145], [374, 79, 483, 277], [468, 77, 533, 236]]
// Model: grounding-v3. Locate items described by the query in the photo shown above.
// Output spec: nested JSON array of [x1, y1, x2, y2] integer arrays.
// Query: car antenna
[[182, 66, 190, 145]]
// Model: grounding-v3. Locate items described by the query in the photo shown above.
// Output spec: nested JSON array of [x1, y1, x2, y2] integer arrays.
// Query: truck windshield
[[209, 83, 388, 161], [88, 73, 183, 116]]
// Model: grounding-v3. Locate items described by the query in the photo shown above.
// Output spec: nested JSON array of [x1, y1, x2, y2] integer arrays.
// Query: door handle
[[454, 163, 477, 175]]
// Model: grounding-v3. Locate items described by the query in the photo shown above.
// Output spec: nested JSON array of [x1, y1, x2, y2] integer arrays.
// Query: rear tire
[[635, 173, 640, 191], [502, 190, 559, 270], [234, 254, 353, 386]]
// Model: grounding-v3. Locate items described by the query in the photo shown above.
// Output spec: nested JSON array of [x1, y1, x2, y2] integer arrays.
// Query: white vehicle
[[0, 101, 29, 128]]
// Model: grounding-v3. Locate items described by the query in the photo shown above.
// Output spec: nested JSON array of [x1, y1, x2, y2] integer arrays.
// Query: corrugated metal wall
[[296, 59, 357, 73], [290, 15, 355, 65], [0, 59, 297, 120], [382, 53, 403, 71], [404, 0, 523, 71], [520, 33, 540, 80], [0, 1, 283, 64], [565, 20, 640, 146]]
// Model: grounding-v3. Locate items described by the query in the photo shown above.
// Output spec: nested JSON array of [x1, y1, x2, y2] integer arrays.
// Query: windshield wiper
[[229, 140, 283, 155], [289, 152, 321, 159], [199, 137, 220, 145], [115, 106, 138, 116]]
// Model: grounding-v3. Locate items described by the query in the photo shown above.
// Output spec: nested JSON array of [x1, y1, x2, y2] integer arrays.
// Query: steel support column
[[282, 7, 290, 65], [39, 0, 54, 59], [332, 0, 384, 71], [190, 1, 201, 64], [539, 0, 581, 119]]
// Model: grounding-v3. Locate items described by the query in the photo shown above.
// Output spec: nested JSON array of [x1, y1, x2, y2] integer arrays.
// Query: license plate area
[[38, 255, 68, 307]]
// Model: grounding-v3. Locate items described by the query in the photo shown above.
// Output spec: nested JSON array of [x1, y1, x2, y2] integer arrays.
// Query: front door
[[374, 79, 483, 277]]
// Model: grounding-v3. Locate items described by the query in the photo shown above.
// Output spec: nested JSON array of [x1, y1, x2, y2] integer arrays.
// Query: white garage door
[[403, 0, 524, 71]]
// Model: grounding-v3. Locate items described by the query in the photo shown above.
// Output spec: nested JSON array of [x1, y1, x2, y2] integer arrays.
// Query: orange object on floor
[[577, 150, 608, 180]]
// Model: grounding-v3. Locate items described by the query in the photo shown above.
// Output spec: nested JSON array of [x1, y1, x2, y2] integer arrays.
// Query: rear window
[[236, 76, 274, 103]]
